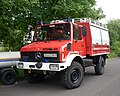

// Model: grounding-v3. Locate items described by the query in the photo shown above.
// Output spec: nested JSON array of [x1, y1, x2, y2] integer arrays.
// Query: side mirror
[[28, 32, 32, 39], [27, 25, 34, 43], [82, 26, 87, 36], [28, 25, 33, 32]]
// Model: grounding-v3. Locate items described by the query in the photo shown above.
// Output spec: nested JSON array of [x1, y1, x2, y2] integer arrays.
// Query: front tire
[[61, 61, 84, 89]]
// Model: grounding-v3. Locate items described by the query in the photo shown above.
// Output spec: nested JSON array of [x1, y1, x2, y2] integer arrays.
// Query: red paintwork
[[76, 22, 110, 56], [20, 21, 110, 62], [92, 44, 110, 55], [76, 22, 92, 56], [21, 40, 71, 52]]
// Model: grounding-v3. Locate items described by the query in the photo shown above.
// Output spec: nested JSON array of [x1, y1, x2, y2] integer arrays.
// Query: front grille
[[20, 51, 60, 63]]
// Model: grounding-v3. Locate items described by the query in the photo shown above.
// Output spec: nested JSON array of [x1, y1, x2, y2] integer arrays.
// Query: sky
[[96, 0, 120, 23]]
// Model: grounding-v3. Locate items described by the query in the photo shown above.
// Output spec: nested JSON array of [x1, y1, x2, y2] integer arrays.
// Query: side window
[[73, 25, 82, 40], [73, 25, 78, 40], [36, 28, 47, 40]]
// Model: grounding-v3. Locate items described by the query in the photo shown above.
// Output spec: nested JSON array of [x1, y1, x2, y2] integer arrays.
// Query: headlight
[[44, 53, 57, 57], [49, 64, 59, 70]]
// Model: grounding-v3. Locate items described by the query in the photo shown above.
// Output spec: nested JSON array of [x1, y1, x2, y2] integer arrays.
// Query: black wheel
[[1, 70, 16, 85], [94, 56, 105, 75], [24, 70, 45, 83], [61, 61, 84, 89]]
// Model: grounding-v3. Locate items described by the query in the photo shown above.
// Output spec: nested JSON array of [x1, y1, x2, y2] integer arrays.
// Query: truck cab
[[17, 18, 110, 89]]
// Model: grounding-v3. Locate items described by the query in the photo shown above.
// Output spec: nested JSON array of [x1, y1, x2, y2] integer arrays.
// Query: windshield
[[34, 23, 70, 41]]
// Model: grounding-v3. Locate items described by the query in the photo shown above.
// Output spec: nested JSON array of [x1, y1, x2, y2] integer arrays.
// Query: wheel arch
[[73, 56, 85, 72], [65, 54, 85, 72]]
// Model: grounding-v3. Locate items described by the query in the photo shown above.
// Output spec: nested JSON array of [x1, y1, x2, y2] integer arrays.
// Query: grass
[[18, 69, 24, 79]]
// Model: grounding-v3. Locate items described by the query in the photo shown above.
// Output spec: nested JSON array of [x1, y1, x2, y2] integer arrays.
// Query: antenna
[[40, 20, 43, 25]]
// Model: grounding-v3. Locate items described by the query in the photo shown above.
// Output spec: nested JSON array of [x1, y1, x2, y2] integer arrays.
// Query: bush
[[108, 52, 118, 58], [107, 19, 120, 58]]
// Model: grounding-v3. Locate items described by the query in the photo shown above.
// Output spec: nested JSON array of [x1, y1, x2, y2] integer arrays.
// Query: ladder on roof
[[50, 18, 107, 29], [71, 18, 107, 28]]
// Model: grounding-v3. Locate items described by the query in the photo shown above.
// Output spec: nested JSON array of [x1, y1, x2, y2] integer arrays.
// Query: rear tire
[[24, 70, 45, 83], [1, 70, 16, 85], [94, 56, 105, 75], [61, 61, 84, 89]]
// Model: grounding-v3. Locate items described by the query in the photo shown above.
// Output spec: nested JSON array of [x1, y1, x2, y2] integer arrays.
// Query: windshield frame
[[33, 22, 71, 42]]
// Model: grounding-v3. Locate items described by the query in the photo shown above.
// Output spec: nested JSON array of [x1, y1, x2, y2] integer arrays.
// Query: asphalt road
[[0, 57, 120, 96]]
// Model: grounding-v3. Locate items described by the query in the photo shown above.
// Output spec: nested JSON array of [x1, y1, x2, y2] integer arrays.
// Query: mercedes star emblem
[[35, 52, 42, 60]]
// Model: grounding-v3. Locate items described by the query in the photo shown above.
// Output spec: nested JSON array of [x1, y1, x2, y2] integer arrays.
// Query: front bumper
[[17, 61, 68, 71]]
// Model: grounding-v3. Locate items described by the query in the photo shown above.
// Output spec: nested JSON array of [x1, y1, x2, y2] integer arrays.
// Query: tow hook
[[35, 62, 42, 68]]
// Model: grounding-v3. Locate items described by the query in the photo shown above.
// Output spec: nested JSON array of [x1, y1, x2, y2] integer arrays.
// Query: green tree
[[0, 0, 105, 51], [28, 0, 105, 22], [0, 0, 32, 51], [107, 19, 120, 57]]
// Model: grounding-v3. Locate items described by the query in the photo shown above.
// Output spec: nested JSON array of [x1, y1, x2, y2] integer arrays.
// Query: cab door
[[73, 25, 87, 57]]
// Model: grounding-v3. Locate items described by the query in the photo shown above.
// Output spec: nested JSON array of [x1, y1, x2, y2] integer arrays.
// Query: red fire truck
[[17, 18, 110, 89]]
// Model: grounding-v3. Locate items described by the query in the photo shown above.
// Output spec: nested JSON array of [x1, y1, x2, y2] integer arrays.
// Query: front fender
[[64, 54, 83, 67]]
